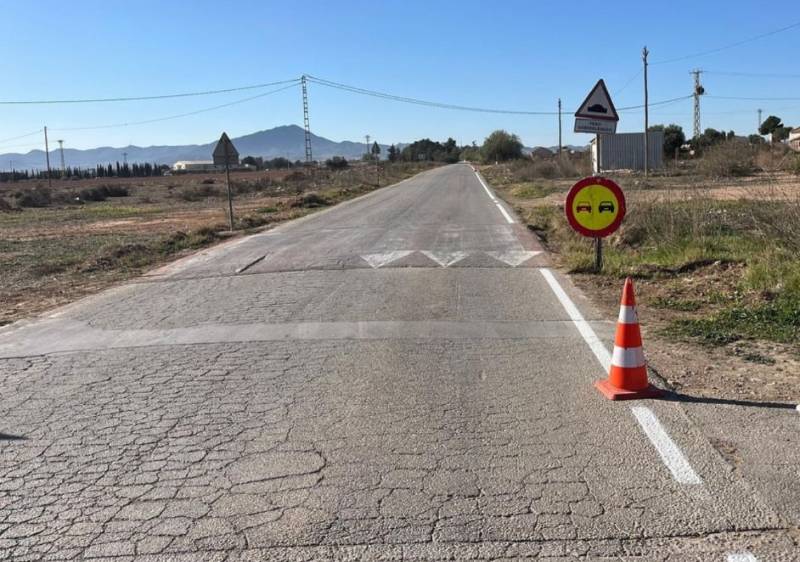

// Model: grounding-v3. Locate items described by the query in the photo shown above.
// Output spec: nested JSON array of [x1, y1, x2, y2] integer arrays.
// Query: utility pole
[[9, 160, 14, 182], [757, 108, 762, 134], [691, 70, 704, 139], [122, 152, 128, 166], [43, 126, 52, 188], [643, 46, 650, 177], [557, 98, 562, 156], [57, 140, 66, 175], [300, 75, 313, 165], [365, 135, 370, 160]]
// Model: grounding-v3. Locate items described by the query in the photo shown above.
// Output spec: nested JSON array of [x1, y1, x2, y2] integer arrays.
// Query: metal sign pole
[[224, 142, 234, 230], [594, 237, 603, 272]]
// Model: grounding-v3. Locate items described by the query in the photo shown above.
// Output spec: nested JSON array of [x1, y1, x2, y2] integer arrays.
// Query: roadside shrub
[[283, 170, 307, 182], [0, 197, 17, 212], [201, 178, 216, 184], [15, 186, 52, 207], [291, 192, 329, 208], [325, 156, 349, 170], [177, 184, 220, 201], [696, 141, 756, 178], [77, 185, 129, 202]]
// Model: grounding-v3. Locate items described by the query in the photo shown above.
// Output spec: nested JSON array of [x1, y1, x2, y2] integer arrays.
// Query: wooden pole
[[643, 46, 650, 177], [224, 142, 234, 230], [43, 126, 52, 188]]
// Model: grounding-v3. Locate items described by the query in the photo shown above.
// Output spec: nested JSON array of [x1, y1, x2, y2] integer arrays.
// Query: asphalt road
[[0, 164, 796, 560]]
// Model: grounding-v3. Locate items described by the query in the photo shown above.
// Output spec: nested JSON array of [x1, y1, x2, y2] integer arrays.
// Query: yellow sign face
[[570, 184, 621, 232]]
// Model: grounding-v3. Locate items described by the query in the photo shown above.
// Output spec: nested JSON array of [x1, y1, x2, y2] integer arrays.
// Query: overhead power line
[[705, 70, 800, 79], [651, 20, 800, 65], [706, 94, 800, 101], [0, 78, 299, 105], [50, 82, 300, 132], [307, 75, 690, 115], [0, 129, 43, 144], [307, 75, 561, 115]]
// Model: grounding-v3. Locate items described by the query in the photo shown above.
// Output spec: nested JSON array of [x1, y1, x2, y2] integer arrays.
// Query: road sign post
[[564, 176, 626, 272], [213, 132, 239, 231]]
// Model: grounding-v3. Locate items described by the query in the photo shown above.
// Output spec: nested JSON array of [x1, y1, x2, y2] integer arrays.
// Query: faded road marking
[[631, 406, 703, 485], [539, 268, 611, 371], [362, 251, 413, 269], [486, 250, 541, 267], [421, 251, 468, 267]]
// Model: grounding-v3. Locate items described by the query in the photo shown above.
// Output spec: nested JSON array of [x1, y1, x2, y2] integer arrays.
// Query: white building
[[172, 161, 218, 172], [789, 127, 800, 152]]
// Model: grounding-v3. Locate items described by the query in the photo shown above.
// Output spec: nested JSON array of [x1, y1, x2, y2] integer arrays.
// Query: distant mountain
[[0, 125, 390, 170], [522, 144, 589, 156]]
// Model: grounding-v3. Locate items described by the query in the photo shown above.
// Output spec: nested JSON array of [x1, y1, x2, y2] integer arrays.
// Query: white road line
[[539, 268, 611, 371], [495, 202, 515, 223], [726, 553, 758, 562], [631, 406, 703, 485], [539, 268, 704, 486], [474, 170, 515, 224]]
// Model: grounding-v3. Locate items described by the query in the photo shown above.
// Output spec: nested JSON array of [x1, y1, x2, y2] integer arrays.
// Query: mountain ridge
[[1, 125, 391, 170]]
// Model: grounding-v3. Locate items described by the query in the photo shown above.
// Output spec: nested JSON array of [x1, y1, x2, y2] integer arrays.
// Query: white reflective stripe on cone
[[611, 346, 646, 368], [618, 305, 638, 324]]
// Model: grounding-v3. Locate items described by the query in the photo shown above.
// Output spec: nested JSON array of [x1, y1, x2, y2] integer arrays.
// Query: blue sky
[[0, 0, 798, 153]]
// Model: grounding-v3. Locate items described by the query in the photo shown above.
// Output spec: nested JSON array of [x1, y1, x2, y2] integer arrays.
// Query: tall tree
[[481, 130, 523, 162]]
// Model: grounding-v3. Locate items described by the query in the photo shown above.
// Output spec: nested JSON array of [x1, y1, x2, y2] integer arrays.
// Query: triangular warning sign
[[575, 79, 619, 122], [212, 132, 239, 165]]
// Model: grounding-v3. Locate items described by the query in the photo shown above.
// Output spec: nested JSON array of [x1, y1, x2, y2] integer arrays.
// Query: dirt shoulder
[[0, 163, 436, 326]]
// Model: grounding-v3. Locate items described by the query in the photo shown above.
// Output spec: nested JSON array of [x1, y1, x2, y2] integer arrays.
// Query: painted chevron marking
[[361, 251, 413, 269], [486, 250, 542, 267], [421, 251, 469, 267]]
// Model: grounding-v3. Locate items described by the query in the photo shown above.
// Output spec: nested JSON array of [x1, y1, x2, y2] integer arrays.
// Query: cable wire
[[307, 75, 562, 115], [705, 70, 800, 79], [0, 78, 299, 105], [308, 75, 691, 116], [651, 20, 800, 65], [50, 82, 300, 132], [706, 94, 800, 101], [0, 129, 43, 144]]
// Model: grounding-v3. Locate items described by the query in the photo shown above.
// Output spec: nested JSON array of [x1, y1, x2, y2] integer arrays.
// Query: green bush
[[15, 186, 52, 207]]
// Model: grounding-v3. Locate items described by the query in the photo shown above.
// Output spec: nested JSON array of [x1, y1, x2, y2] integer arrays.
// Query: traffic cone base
[[595, 379, 662, 401]]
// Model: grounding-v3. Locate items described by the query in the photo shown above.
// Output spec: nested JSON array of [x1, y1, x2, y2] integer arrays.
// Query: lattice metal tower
[[691, 70, 704, 138], [57, 140, 65, 173], [301, 75, 313, 164]]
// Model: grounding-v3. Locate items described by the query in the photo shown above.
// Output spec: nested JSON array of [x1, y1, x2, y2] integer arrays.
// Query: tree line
[[0, 162, 166, 183]]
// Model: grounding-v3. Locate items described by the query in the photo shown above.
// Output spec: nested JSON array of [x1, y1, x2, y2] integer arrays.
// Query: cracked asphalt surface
[[1, 164, 797, 560]]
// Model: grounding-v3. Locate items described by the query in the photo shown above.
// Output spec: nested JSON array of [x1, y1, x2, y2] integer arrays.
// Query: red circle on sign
[[565, 176, 626, 238]]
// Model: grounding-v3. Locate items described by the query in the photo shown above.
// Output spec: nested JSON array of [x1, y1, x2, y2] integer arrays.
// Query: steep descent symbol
[[574, 79, 619, 122]]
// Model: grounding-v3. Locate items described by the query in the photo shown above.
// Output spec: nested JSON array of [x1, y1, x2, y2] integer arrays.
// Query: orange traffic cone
[[595, 278, 662, 400]]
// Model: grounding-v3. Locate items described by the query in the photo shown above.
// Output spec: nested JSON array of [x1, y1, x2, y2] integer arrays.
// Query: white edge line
[[473, 170, 515, 224], [539, 268, 611, 371], [631, 406, 703, 485], [539, 267, 703, 486]]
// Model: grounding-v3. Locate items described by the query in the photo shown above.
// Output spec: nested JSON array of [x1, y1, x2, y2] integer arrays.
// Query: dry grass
[[0, 162, 436, 325]]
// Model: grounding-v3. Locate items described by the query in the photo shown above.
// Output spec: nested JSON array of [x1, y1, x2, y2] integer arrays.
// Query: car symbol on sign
[[576, 201, 592, 213], [587, 103, 608, 114], [599, 201, 615, 213]]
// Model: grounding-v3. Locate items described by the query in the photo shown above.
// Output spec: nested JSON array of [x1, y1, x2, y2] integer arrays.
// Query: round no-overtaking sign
[[565, 176, 626, 238]]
